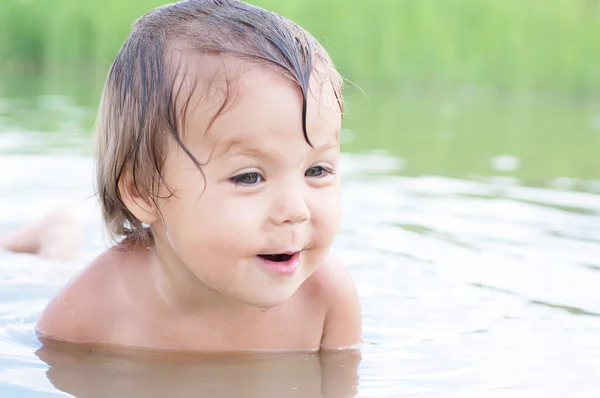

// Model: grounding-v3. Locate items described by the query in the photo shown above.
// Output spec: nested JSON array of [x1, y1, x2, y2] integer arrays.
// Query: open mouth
[[258, 253, 293, 262], [257, 251, 300, 275]]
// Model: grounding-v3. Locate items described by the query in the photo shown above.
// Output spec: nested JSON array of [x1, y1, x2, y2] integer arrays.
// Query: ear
[[118, 166, 159, 225]]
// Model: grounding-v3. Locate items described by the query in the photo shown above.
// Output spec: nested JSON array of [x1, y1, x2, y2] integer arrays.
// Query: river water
[[0, 88, 599, 397]]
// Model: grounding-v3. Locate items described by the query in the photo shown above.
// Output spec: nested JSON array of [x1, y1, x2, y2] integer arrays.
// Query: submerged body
[[37, 338, 361, 397]]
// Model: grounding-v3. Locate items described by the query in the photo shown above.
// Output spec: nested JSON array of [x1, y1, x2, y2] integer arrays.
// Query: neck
[[146, 242, 253, 322]]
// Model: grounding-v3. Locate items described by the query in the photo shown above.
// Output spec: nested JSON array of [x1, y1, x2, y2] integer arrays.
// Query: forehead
[[176, 58, 342, 154]]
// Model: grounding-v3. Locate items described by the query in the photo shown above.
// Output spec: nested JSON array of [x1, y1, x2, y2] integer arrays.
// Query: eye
[[231, 172, 263, 185], [305, 165, 333, 178]]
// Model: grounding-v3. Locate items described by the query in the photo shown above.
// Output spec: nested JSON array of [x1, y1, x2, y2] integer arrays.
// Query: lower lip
[[258, 252, 300, 276]]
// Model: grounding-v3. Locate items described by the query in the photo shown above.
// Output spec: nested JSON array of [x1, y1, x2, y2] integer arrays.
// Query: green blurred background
[[1, 0, 599, 185]]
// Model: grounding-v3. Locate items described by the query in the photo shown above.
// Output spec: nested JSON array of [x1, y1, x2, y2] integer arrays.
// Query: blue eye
[[305, 166, 332, 178], [232, 172, 262, 185]]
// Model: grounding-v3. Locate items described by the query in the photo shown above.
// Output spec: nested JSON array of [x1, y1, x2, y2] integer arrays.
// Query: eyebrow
[[215, 139, 266, 159], [217, 137, 339, 160]]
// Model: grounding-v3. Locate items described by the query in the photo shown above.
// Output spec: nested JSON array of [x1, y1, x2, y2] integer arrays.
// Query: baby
[[36, 0, 362, 352]]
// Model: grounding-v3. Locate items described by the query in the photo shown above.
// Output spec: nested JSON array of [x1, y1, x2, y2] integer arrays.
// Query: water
[[1, 86, 600, 397]]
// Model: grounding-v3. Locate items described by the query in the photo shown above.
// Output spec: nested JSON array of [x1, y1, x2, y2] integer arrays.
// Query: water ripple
[[1, 153, 600, 397]]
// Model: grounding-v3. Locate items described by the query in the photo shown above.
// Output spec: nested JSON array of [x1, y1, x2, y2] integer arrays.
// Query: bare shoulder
[[304, 253, 363, 350], [36, 248, 134, 343], [305, 254, 356, 300]]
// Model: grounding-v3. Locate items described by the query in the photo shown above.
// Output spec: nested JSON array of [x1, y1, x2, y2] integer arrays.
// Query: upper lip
[[258, 249, 302, 256]]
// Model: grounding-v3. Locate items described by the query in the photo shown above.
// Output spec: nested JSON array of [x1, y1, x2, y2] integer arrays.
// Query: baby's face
[[152, 64, 342, 309]]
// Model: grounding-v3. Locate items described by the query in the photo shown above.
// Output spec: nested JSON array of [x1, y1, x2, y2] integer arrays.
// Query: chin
[[244, 288, 298, 311], [248, 296, 290, 311]]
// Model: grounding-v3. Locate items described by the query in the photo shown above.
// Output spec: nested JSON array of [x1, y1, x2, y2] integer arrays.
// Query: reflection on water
[[36, 339, 359, 398], [1, 86, 600, 396]]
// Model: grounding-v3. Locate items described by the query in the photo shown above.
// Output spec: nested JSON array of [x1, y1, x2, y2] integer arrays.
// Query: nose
[[268, 182, 310, 225]]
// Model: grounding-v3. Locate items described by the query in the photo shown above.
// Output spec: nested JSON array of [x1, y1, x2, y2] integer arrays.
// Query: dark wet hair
[[96, 0, 343, 246]]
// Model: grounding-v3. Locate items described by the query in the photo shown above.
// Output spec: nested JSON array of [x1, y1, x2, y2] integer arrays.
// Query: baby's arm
[[319, 257, 363, 350]]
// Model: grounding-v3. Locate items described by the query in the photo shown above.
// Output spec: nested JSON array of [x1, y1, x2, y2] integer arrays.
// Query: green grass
[[343, 90, 600, 180], [1, 1, 599, 182], [1, 0, 600, 97]]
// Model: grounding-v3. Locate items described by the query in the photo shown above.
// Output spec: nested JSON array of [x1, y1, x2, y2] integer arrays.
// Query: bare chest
[[117, 302, 326, 352]]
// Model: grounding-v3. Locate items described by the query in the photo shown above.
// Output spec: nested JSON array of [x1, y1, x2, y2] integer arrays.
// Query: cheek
[[310, 186, 342, 242], [167, 188, 265, 253]]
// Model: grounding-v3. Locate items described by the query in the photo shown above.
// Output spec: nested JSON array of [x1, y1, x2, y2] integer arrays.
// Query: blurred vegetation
[[1, 0, 600, 97], [1, 0, 599, 182]]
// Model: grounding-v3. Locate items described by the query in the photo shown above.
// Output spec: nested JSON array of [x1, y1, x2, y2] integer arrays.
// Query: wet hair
[[96, 0, 343, 246]]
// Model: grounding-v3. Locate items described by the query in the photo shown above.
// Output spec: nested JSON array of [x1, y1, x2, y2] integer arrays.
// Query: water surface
[[1, 83, 599, 397]]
